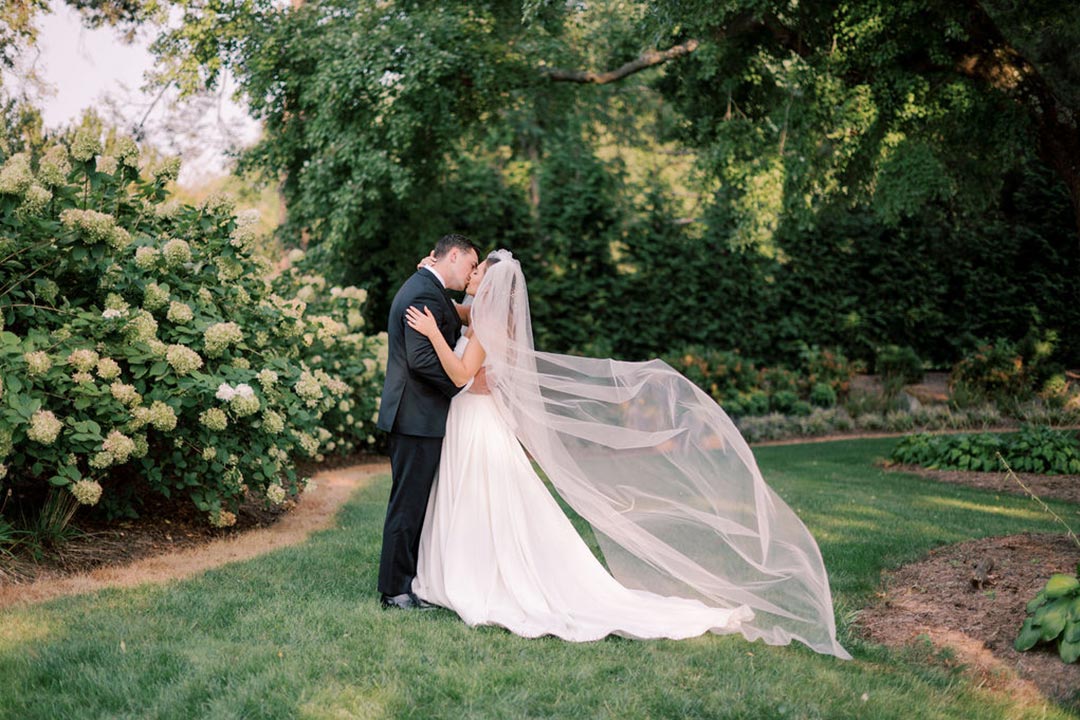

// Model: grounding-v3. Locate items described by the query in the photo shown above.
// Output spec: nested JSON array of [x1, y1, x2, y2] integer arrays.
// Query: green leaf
[[1015, 617, 1043, 651], [1036, 597, 1072, 641], [1026, 590, 1047, 613], [1064, 619, 1080, 644], [47, 475, 70, 487], [1059, 637, 1080, 664], [1045, 574, 1080, 598]]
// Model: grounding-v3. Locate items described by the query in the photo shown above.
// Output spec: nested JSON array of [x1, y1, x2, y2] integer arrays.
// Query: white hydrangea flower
[[197, 287, 215, 306], [286, 248, 305, 264], [0, 153, 33, 195], [154, 200, 182, 220], [266, 484, 286, 505], [132, 434, 149, 458], [162, 238, 192, 267], [27, 409, 63, 444], [261, 409, 285, 435], [216, 383, 236, 401], [201, 192, 235, 215], [166, 301, 193, 324], [228, 388, 260, 416], [148, 401, 178, 431], [110, 381, 141, 406], [0, 464, 6, 481], [143, 282, 170, 311], [199, 407, 228, 431], [165, 344, 204, 375], [115, 137, 140, 166], [70, 479, 103, 506], [152, 157, 182, 183], [256, 369, 278, 392], [71, 129, 103, 162], [24, 350, 52, 376], [38, 145, 72, 186], [67, 348, 99, 372], [294, 371, 323, 407], [72, 371, 94, 384], [134, 245, 160, 270], [214, 256, 244, 282], [143, 339, 166, 358], [17, 185, 52, 217], [203, 321, 243, 357], [102, 429, 136, 464], [202, 446, 217, 461], [60, 208, 129, 248], [232, 357, 250, 370], [96, 357, 121, 380], [209, 509, 237, 528], [89, 451, 114, 469], [125, 310, 159, 343]]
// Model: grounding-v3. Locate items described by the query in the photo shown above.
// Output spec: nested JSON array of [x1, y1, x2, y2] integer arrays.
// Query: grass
[[1, 438, 1078, 719]]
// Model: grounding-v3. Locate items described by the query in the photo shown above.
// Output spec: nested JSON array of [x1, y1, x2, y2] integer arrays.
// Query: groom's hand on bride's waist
[[469, 368, 490, 395]]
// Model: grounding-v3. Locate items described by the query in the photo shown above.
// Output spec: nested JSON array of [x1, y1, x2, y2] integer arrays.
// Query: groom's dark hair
[[433, 233, 479, 259]]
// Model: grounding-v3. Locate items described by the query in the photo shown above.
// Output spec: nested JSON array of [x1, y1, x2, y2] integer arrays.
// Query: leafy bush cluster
[[890, 426, 1080, 474], [0, 134, 386, 526], [1016, 569, 1080, 664], [662, 344, 857, 418], [950, 334, 1079, 409]]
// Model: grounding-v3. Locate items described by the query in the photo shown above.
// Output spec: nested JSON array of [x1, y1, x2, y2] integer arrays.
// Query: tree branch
[[546, 39, 700, 84]]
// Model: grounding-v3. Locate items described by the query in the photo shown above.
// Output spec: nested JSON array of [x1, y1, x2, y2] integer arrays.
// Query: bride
[[406, 249, 849, 657]]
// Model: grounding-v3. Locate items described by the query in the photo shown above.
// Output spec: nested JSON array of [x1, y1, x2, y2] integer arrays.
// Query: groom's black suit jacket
[[377, 269, 463, 437]]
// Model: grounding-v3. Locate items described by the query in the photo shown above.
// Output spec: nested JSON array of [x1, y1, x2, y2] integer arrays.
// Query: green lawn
[[1, 438, 1077, 719]]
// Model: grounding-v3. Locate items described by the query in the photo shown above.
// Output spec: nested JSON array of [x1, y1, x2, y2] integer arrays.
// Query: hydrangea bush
[[0, 134, 386, 526]]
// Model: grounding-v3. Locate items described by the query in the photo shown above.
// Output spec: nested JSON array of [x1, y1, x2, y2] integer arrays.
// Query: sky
[[8, 1, 261, 185]]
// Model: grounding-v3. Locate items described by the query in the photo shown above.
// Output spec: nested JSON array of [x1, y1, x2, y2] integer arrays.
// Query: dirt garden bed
[[887, 464, 1080, 505], [0, 454, 388, 608], [858, 532, 1080, 710]]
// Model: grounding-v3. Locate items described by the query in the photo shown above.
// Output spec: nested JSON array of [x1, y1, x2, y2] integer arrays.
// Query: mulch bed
[[887, 463, 1080, 505], [0, 451, 386, 586], [857, 532, 1080, 710]]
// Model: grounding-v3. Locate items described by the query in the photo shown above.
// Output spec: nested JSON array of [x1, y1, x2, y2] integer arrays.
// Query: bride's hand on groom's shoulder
[[405, 305, 439, 338], [416, 252, 436, 270]]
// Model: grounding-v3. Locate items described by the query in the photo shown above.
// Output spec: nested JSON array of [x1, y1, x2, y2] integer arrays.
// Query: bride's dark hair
[[484, 251, 503, 267]]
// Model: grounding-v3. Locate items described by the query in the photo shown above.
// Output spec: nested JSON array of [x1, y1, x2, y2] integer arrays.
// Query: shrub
[[875, 345, 924, 385], [798, 344, 858, 398], [890, 427, 1080, 474], [809, 382, 837, 408], [770, 390, 799, 414], [950, 338, 1029, 404], [0, 137, 386, 525]]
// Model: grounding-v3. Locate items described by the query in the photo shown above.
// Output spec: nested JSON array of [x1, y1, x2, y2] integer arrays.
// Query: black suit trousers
[[378, 432, 443, 596]]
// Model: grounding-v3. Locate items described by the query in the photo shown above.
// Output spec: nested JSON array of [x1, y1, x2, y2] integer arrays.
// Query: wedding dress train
[[413, 338, 754, 641]]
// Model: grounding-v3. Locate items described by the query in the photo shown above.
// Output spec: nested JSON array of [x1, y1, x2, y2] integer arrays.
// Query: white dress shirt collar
[[423, 265, 447, 289]]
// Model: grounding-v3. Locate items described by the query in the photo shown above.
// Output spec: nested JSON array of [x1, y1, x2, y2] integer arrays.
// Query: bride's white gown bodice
[[413, 337, 752, 641]]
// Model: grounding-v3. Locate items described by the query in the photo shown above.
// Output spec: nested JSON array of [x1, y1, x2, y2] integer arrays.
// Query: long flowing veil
[[471, 249, 850, 658]]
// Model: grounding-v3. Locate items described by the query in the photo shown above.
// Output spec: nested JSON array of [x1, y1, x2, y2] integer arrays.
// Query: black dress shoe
[[380, 592, 435, 610]]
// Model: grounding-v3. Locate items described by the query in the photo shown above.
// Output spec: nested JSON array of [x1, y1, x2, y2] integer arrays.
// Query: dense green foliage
[[5, 2, 1080, 368], [1, 440, 1078, 717], [0, 134, 385, 526], [890, 426, 1080, 475]]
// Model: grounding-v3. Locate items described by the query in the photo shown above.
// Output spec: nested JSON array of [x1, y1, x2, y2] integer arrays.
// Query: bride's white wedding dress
[[413, 336, 754, 641]]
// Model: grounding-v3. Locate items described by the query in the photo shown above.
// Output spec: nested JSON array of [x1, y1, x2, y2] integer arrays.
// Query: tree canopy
[[4, 0, 1078, 365]]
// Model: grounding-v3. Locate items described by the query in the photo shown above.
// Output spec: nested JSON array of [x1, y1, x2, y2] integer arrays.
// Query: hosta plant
[[1015, 567, 1080, 663]]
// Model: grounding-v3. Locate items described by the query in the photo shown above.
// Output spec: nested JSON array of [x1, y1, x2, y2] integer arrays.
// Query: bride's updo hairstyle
[[469, 248, 850, 659]]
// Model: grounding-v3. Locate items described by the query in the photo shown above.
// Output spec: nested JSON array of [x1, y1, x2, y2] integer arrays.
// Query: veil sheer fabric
[[471, 250, 850, 658]]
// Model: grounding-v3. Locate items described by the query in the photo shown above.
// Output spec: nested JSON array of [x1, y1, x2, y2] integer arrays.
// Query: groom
[[376, 233, 479, 609]]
